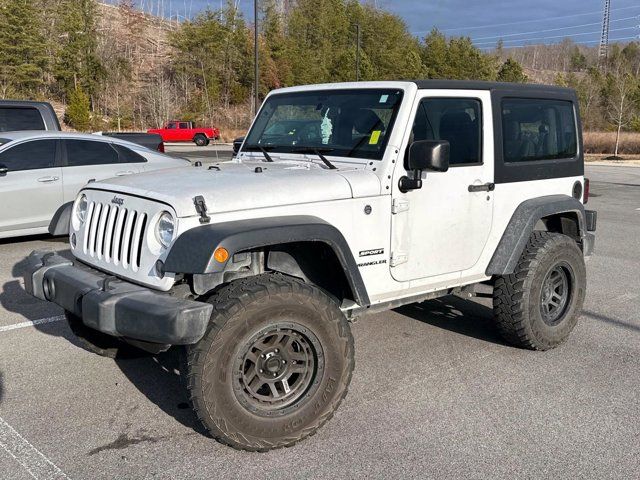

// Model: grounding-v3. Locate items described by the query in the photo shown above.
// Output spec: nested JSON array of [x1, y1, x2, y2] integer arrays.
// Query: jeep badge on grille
[[111, 196, 124, 206]]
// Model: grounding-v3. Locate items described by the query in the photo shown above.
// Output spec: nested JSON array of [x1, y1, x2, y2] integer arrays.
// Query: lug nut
[[261, 354, 265, 359], [259, 369, 263, 373], [282, 360, 286, 364], [273, 373, 277, 377], [274, 349, 279, 353]]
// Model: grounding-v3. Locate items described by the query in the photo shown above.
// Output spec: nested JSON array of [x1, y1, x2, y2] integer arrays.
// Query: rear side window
[[412, 98, 482, 166], [502, 99, 577, 163], [0, 140, 57, 171], [0, 107, 45, 131], [64, 140, 119, 167], [113, 144, 147, 163], [179, 122, 189, 129]]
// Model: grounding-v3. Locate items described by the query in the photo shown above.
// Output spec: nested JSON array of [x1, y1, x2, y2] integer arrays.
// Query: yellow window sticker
[[369, 130, 381, 145]]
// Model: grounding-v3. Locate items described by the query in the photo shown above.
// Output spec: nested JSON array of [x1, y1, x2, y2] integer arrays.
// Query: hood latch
[[193, 195, 211, 224]]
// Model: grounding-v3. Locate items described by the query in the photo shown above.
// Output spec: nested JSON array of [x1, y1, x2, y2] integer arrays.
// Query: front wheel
[[186, 273, 354, 451], [493, 232, 586, 350]]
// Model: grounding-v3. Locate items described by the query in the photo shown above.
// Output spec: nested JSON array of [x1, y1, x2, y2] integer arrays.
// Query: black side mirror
[[399, 140, 450, 193], [0, 164, 8, 177]]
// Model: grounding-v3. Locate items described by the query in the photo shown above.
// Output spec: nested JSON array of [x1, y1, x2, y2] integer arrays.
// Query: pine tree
[[65, 87, 91, 131], [497, 58, 528, 83], [54, 0, 105, 102], [0, 0, 48, 98]]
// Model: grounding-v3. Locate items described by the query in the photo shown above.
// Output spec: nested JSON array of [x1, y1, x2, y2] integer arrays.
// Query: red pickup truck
[[148, 121, 220, 147]]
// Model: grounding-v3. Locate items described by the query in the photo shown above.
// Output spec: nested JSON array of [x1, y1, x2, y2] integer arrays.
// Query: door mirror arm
[[398, 169, 422, 193], [0, 164, 8, 177]]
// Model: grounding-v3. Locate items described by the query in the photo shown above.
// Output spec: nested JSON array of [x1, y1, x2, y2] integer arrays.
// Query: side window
[[167, 123, 177, 129], [64, 140, 120, 167], [0, 140, 57, 171], [179, 122, 189, 129], [0, 107, 46, 132], [411, 98, 482, 166], [502, 98, 577, 163], [113, 144, 147, 163]]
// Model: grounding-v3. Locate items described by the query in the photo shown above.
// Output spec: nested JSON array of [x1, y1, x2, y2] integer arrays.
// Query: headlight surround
[[76, 194, 88, 224], [155, 211, 175, 248]]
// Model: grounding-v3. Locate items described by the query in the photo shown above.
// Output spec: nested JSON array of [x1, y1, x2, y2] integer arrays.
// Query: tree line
[[0, 0, 638, 143]]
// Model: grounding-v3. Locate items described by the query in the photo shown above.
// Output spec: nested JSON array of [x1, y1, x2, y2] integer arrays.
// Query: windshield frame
[[243, 88, 405, 161]]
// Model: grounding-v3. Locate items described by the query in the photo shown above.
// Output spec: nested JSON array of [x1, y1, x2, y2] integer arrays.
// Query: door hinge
[[391, 198, 409, 214], [390, 252, 408, 267]]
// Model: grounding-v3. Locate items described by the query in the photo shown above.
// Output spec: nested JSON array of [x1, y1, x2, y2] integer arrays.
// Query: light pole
[[254, 0, 260, 116]]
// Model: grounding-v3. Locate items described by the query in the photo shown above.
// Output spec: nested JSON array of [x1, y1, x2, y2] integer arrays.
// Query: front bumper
[[24, 251, 212, 345]]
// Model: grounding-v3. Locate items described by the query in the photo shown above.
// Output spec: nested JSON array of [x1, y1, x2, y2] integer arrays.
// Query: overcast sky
[[138, 0, 639, 49]]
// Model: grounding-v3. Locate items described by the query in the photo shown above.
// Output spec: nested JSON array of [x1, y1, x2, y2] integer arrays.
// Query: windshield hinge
[[391, 198, 409, 214], [390, 252, 408, 267], [193, 195, 211, 224]]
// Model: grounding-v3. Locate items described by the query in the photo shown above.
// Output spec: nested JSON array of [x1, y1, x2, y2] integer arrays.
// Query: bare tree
[[606, 61, 637, 157], [142, 71, 176, 127]]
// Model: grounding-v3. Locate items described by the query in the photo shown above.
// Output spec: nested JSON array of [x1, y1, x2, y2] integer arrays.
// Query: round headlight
[[155, 212, 175, 248], [76, 194, 88, 223]]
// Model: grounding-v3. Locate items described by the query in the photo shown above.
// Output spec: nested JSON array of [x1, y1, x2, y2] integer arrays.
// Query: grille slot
[[81, 201, 148, 271]]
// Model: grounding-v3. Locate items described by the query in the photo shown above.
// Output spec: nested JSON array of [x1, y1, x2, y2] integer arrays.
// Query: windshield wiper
[[243, 144, 275, 162], [291, 147, 337, 170]]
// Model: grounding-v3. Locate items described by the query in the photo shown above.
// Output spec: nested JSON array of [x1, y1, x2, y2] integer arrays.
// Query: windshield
[[244, 89, 404, 160]]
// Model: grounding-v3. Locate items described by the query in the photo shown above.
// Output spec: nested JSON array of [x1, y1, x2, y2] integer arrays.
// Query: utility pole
[[598, 0, 611, 67], [254, 0, 259, 116], [355, 23, 361, 82]]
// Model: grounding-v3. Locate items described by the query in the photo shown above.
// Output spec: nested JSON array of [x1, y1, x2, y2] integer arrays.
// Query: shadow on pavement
[[395, 295, 510, 347], [0, 248, 72, 321], [583, 310, 640, 333]]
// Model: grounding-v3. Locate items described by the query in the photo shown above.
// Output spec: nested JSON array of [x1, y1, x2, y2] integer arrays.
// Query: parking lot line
[[0, 316, 64, 334], [0, 417, 70, 480]]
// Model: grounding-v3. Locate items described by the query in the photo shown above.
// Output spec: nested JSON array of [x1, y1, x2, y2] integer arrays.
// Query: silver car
[[0, 131, 190, 239]]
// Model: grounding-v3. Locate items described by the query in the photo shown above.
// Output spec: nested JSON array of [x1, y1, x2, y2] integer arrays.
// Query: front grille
[[82, 201, 147, 272]]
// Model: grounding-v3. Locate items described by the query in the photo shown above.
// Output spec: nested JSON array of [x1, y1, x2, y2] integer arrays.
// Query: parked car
[[0, 131, 190, 239], [148, 121, 220, 147], [99, 132, 165, 153], [27, 80, 595, 451], [0, 100, 165, 151]]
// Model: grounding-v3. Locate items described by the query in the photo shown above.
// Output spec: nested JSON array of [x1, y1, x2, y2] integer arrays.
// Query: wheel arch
[[164, 216, 370, 306], [486, 195, 586, 276]]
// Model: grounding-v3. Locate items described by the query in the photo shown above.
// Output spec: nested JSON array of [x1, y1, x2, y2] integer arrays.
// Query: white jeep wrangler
[[26, 80, 597, 451]]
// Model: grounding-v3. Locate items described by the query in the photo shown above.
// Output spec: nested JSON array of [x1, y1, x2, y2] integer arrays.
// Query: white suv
[[25, 80, 597, 451]]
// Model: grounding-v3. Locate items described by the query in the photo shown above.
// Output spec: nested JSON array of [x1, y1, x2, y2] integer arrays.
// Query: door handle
[[37, 176, 59, 183], [116, 171, 135, 176], [468, 182, 495, 192]]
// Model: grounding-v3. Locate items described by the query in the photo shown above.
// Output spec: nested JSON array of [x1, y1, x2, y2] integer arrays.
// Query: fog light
[[213, 247, 229, 263], [70, 233, 77, 249]]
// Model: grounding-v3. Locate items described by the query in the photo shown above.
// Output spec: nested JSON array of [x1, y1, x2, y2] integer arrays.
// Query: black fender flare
[[164, 215, 370, 306], [486, 195, 585, 276], [48, 201, 73, 236]]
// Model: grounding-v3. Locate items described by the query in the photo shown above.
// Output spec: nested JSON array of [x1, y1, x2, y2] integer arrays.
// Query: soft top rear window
[[0, 107, 45, 132]]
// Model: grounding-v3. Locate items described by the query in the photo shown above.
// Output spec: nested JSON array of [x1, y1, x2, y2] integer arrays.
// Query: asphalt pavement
[[0, 164, 638, 479]]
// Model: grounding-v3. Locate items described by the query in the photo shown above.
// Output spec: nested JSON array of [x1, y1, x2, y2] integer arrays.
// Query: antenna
[[598, 0, 611, 64]]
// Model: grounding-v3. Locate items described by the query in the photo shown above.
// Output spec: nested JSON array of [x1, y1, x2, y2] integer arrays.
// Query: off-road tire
[[65, 312, 143, 359], [194, 134, 207, 147], [493, 232, 586, 350], [186, 273, 354, 451]]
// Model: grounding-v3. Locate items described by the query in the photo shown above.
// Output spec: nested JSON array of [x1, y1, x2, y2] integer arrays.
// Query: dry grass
[[583, 131, 640, 155]]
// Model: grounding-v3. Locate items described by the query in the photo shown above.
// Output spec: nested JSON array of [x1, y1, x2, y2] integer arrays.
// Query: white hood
[[88, 160, 381, 217]]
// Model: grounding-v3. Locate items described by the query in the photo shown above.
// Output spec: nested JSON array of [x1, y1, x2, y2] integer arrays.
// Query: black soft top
[[412, 80, 575, 98]]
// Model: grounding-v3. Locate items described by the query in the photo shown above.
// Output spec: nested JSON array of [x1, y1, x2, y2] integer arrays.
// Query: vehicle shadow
[[395, 295, 510, 347], [0, 247, 72, 321]]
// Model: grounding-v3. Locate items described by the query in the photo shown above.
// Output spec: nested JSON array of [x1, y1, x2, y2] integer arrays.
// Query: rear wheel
[[493, 232, 586, 350], [186, 273, 354, 451], [194, 134, 207, 147]]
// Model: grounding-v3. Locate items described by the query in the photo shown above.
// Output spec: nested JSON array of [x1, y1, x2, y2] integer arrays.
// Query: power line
[[480, 35, 640, 50], [412, 4, 640, 35], [471, 15, 638, 41], [474, 26, 638, 46]]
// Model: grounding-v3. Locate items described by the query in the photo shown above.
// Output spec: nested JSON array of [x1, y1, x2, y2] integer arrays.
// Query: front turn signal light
[[214, 247, 229, 263]]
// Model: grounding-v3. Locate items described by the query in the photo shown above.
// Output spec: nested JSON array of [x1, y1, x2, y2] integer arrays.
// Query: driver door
[[390, 91, 494, 282]]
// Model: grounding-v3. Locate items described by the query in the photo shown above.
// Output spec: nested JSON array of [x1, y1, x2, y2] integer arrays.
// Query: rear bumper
[[24, 251, 212, 345]]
